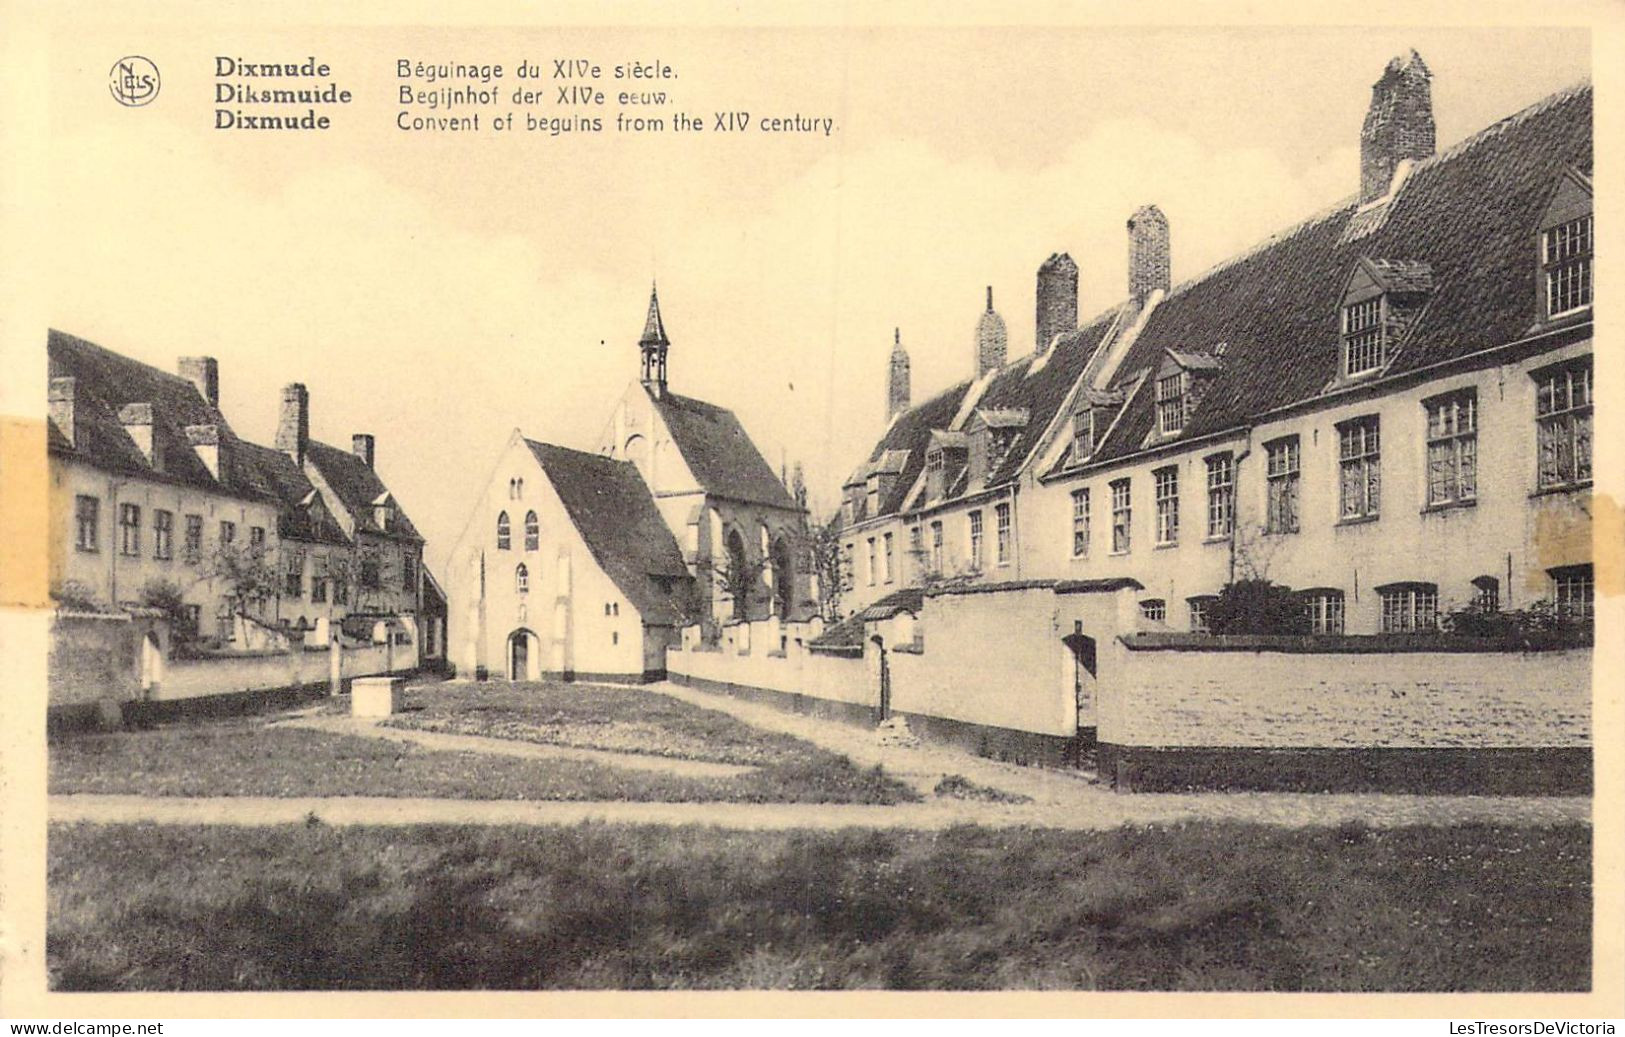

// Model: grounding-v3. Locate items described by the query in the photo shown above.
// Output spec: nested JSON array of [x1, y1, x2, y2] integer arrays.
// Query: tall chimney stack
[[49, 376, 76, 447], [275, 383, 310, 466], [1360, 50, 1435, 205], [887, 328, 911, 421], [1127, 205, 1171, 304], [177, 356, 219, 407], [974, 286, 1008, 378], [352, 433, 375, 469], [1035, 253, 1078, 354]]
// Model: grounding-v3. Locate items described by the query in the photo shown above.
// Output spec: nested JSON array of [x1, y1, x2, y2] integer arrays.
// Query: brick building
[[47, 330, 431, 657], [837, 56, 1593, 641]]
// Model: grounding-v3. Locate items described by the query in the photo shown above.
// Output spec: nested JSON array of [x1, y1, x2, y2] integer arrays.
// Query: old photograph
[[0, 5, 1617, 1019]]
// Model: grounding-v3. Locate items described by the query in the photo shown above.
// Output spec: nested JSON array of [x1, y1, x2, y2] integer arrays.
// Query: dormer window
[[925, 447, 945, 499], [1342, 297, 1384, 377], [1155, 372, 1187, 435], [1544, 215, 1593, 318], [1071, 410, 1094, 462]]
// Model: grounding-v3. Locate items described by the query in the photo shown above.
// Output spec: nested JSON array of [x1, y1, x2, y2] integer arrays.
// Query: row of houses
[[835, 55, 1593, 644], [47, 330, 447, 678]]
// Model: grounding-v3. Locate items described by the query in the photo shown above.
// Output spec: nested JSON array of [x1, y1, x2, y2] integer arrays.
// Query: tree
[[204, 542, 279, 620], [714, 549, 766, 623], [1205, 578, 1309, 635], [139, 577, 190, 639], [805, 516, 849, 622]]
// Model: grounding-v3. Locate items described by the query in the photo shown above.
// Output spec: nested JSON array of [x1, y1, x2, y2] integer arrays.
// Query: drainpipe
[[107, 476, 125, 606], [1228, 434, 1253, 584]]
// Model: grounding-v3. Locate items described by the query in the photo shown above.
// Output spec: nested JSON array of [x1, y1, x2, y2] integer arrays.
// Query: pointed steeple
[[887, 327, 911, 421], [639, 282, 670, 395]]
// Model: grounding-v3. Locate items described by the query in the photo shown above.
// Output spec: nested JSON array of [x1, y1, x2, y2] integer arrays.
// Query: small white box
[[351, 676, 405, 717]]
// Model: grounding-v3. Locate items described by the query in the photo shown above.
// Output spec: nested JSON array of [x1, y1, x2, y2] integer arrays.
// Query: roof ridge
[[52, 330, 221, 403], [1414, 78, 1591, 175]]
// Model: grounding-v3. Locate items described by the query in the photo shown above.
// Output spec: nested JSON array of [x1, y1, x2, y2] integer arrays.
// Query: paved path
[[49, 791, 1589, 830], [276, 713, 755, 780]]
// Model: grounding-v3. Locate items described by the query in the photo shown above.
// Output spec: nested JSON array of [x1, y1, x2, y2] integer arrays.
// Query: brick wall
[[1101, 639, 1590, 750]]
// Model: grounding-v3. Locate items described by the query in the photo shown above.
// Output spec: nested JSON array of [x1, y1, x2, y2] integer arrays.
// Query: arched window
[[524, 510, 539, 551], [515, 563, 529, 595], [496, 511, 511, 550]]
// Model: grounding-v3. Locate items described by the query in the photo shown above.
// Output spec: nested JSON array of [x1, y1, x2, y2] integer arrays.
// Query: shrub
[[1442, 599, 1592, 650], [1205, 579, 1309, 636]]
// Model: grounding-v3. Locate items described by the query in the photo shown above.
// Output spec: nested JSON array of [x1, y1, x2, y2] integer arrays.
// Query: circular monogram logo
[[109, 56, 160, 107]]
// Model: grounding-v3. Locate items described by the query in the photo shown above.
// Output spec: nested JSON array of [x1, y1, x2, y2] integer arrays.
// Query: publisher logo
[[109, 56, 160, 107]]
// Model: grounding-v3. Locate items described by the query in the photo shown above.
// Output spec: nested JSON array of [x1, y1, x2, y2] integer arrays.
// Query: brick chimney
[[275, 383, 309, 465], [352, 433, 375, 469], [887, 328, 911, 422], [1128, 205, 1171, 303], [974, 286, 1007, 378], [1360, 50, 1435, 205], [1036, 252, 1078, 354], [177, 356, 219, 407], [48, 376, 76, 447]]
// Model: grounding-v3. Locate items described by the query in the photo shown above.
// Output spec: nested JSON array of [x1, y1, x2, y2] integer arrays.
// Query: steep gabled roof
[[234, 441, 351, 546], [1087, 82, 1591, 463], [850, 380, 973, 518], [306, 440, 424, 543], [648, 388, 799, 510], [525, 439, 692, 624], [46, 330, 273, 503]]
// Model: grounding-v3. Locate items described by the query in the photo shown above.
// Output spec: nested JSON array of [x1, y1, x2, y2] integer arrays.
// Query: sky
[[36, 23, 1590, 575]]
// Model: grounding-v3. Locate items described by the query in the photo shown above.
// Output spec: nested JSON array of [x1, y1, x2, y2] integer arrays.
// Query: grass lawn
[[49, 820, 1589, 991], [378, 681, 832, 767], [49, 717, 916, 805]]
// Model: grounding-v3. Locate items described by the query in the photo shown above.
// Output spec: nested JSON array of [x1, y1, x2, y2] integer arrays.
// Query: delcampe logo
[[109, 56, 160, 106]]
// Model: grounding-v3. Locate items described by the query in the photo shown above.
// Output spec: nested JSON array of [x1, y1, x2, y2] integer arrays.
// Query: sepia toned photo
[[0, 6, 1618, 1020]]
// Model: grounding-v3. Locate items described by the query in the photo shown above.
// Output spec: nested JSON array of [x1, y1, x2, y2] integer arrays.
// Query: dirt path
[[277, 713, 756, 780], [50, 790, 1588, 831]]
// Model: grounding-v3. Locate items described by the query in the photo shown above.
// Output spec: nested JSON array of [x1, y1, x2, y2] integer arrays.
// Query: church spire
[[887, 327, 911, 421], [639, 282, 669, 396]]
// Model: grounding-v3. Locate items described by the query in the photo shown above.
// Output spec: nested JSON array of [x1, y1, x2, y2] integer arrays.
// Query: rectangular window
[[1205, 453, 1235, 538], [334, 567, 350, 605], [219, 520, 236, 549], [1156, 372, 1187, 435], [182, 603, 201, 638], [1342, 296, 1384, 377], [1535, 361, 1593, 490], [1472, 576, 1500, 614], [1425, 391, 1478, 507], [929, 521, 944, 574], [250, 526, 266, 552], [908, 526, 922, 570], [217, 604, 234, 642], [1139, 599, 1166, 623], [284, 551, 304, 599], [1551, 564, 1594, 622], [1303, 590, 1346, 634], [1072, 410, 1094, 462], [1153, 466, 1179, 545], [184, 515, 203, 563], [882, 532, 894, 584], [74, 495, 99, 552], [1071, 489, 1090, 558], [404, 553, 417, 591], [866, 537, 876, 586], [1544, 215, 1593, 317], [359, 553, 381, 591], [1338, 417, 1381, 520], [119, 503, 141, 557], [1380, 584, 1438, 633], [1187, 596, 1214, 634], [1110, 478, 1131, 554], [969, 511, 984, 570], [995, 503, 1012, 565], [1265, 437, 1300, 534], [153, 509, 173, 560], [311, 556, 329, 603]]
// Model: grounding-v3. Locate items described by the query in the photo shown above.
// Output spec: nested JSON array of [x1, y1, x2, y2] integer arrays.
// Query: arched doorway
[[770, 536, 794, 619], [725, 528, 749, 621], [507, 628, 539, 681]]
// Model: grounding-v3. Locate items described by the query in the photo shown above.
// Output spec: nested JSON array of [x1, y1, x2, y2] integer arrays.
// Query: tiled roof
[[649, 388, 799, 511], [808, 611, 866, 651], [526, 439, 693, 625], [859, 586, 926, 620], [233, 441, 351, 547], [46, 330, 273, 503], [306, 441, 424, 543], [845, 381, 973, 519], [1087, 82, 1591, 463]]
